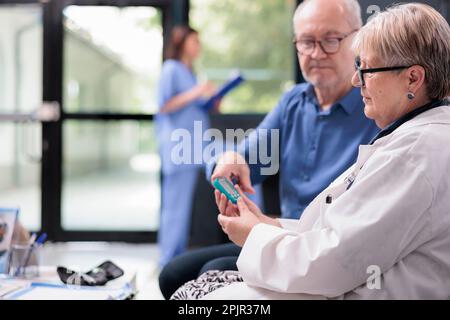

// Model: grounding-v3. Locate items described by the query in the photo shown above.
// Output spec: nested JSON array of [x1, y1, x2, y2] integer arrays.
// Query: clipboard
[[201, 73, 245, 110]]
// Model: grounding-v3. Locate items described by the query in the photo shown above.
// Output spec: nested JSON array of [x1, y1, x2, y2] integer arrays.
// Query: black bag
[[57, 260, 124, 286]]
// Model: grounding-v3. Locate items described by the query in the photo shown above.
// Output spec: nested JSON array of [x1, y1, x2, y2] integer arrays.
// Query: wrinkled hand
[[215, 190, 239, 217], [215, 185, 280, 246], [217, 197, 261, 247]]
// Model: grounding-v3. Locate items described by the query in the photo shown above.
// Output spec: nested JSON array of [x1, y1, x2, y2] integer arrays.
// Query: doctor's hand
[[216, 186, 281, 246], [215, 185, 281, 226], [217, 197, 261, 247], [211, 151, 255, 194], [215, 190, 239, 217], [194, 81, 216, 98]]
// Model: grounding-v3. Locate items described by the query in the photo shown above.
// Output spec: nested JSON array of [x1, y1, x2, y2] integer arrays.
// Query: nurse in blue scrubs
[[156, 26, 217, 267]]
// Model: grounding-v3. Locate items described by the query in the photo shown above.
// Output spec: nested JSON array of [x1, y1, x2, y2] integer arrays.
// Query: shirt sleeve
[[235, 91, 291, 185], [278, 218, 300, 231], [158, 61, 180, 109], [237, 152, 434, 297], [205, 90, 288, 184]]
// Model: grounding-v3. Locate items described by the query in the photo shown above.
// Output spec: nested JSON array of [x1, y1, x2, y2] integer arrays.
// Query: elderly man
[[159, 0, 379, 299]]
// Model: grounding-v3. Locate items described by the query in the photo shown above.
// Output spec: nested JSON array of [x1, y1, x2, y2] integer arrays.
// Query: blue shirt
[[156, 59, 210, 174], [207, 83, 379, 219]]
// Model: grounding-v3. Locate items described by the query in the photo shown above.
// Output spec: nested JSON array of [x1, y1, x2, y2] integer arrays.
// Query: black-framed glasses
[[354, 56, 412, 87], [293, 29, 358, 55]]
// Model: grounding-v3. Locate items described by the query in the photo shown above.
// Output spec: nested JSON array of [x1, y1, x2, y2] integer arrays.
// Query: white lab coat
[[204, 105, 450, 300]]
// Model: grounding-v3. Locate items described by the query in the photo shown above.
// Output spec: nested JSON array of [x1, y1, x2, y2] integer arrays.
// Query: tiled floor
[[39, 242, 164, 300]]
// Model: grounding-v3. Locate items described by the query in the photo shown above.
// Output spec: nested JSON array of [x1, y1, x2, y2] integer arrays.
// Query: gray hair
[[352, 3, 450, 100], [293, 0, 363, 30]]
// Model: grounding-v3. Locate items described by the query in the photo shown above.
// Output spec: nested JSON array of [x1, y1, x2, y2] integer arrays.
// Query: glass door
[[1, 0, 172, 242], [57, 1, 170, 241], [0, 3, 44, 231]]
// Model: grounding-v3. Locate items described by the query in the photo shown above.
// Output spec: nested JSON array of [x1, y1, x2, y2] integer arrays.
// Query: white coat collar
[[391, 104, 450, 130], [370, 105, 450, 147]]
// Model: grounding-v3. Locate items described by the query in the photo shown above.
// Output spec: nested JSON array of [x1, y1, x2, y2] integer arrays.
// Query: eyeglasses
[[293, 30, 358, 55], [354, 56, 412, 87]]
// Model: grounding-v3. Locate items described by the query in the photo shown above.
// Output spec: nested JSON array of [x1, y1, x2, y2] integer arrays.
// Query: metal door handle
[[0, 101, 60, 122]]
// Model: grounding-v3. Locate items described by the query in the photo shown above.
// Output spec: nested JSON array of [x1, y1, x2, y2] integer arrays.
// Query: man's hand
[[211, 152, 255, 194]]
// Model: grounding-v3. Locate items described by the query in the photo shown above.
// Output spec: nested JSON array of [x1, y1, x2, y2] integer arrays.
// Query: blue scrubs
[[156, 59, 210, 267]]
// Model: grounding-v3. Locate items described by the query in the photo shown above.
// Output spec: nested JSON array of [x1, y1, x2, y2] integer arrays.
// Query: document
[[2, 281, 135, 300], [0, 282, 27, 298], [201, 72, 245, 110]]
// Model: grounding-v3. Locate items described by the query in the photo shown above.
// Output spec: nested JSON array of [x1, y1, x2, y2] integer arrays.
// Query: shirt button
[[303, 174, 310, 181]]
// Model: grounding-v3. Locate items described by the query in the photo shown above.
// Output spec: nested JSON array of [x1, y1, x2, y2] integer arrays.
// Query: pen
[[35, 233, 47, 245], [16, 233, 47, 277]]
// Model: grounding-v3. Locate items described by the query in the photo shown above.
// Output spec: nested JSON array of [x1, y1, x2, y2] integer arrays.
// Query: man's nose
[[310, 42, 327, 59]]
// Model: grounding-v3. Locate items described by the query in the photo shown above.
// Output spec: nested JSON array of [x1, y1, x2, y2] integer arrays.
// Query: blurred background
[[0, 0, 448, 244]]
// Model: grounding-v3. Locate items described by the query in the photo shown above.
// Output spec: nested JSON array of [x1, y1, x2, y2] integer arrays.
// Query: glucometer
[[213, 177, 241, 204]]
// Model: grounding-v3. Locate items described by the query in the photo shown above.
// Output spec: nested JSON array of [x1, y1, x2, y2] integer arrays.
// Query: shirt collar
[[338, 87, 362, 115], [301, 83, 362, 115]]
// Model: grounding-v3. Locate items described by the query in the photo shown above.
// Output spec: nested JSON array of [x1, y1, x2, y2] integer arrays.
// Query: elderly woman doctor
[[208, 3, 450, 300]]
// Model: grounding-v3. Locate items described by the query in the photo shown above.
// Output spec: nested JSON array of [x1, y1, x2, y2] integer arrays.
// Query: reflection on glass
[[0, 5, 43, 230], [63, 6, 163, 114], [0, 5, 42, 114], [62, 121, 160, 231], [191, 0, 296, 113], [0, 124, 41, 230]]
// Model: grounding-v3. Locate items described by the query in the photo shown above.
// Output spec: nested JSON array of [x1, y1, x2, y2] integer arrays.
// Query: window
[[63, 6, 162, 114], [62, 121, 160, 231], [61, 6, 162, 232], [190, 0, 297, 113], [0, 4, 43, 231]]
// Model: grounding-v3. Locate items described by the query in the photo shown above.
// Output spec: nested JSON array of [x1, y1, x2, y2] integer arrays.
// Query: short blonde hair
[[352, 3, 450, 100]]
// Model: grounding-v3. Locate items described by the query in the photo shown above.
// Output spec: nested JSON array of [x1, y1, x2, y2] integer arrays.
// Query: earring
[[407, 92, 415, 100]]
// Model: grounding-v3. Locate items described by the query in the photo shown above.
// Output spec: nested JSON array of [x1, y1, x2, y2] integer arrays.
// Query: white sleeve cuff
[[277, 218, 300, 231]]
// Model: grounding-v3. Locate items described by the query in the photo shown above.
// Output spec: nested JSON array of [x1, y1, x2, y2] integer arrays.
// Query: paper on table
[[15, 287, 113, 300], [7, 282, 133, 300], [0, 283, 27, 298]]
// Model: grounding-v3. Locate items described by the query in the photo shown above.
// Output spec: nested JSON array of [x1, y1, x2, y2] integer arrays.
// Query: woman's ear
[[407, 65, 426, 92]]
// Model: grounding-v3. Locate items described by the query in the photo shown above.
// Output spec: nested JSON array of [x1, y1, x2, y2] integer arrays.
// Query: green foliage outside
[[190, 0, 297, 113]]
